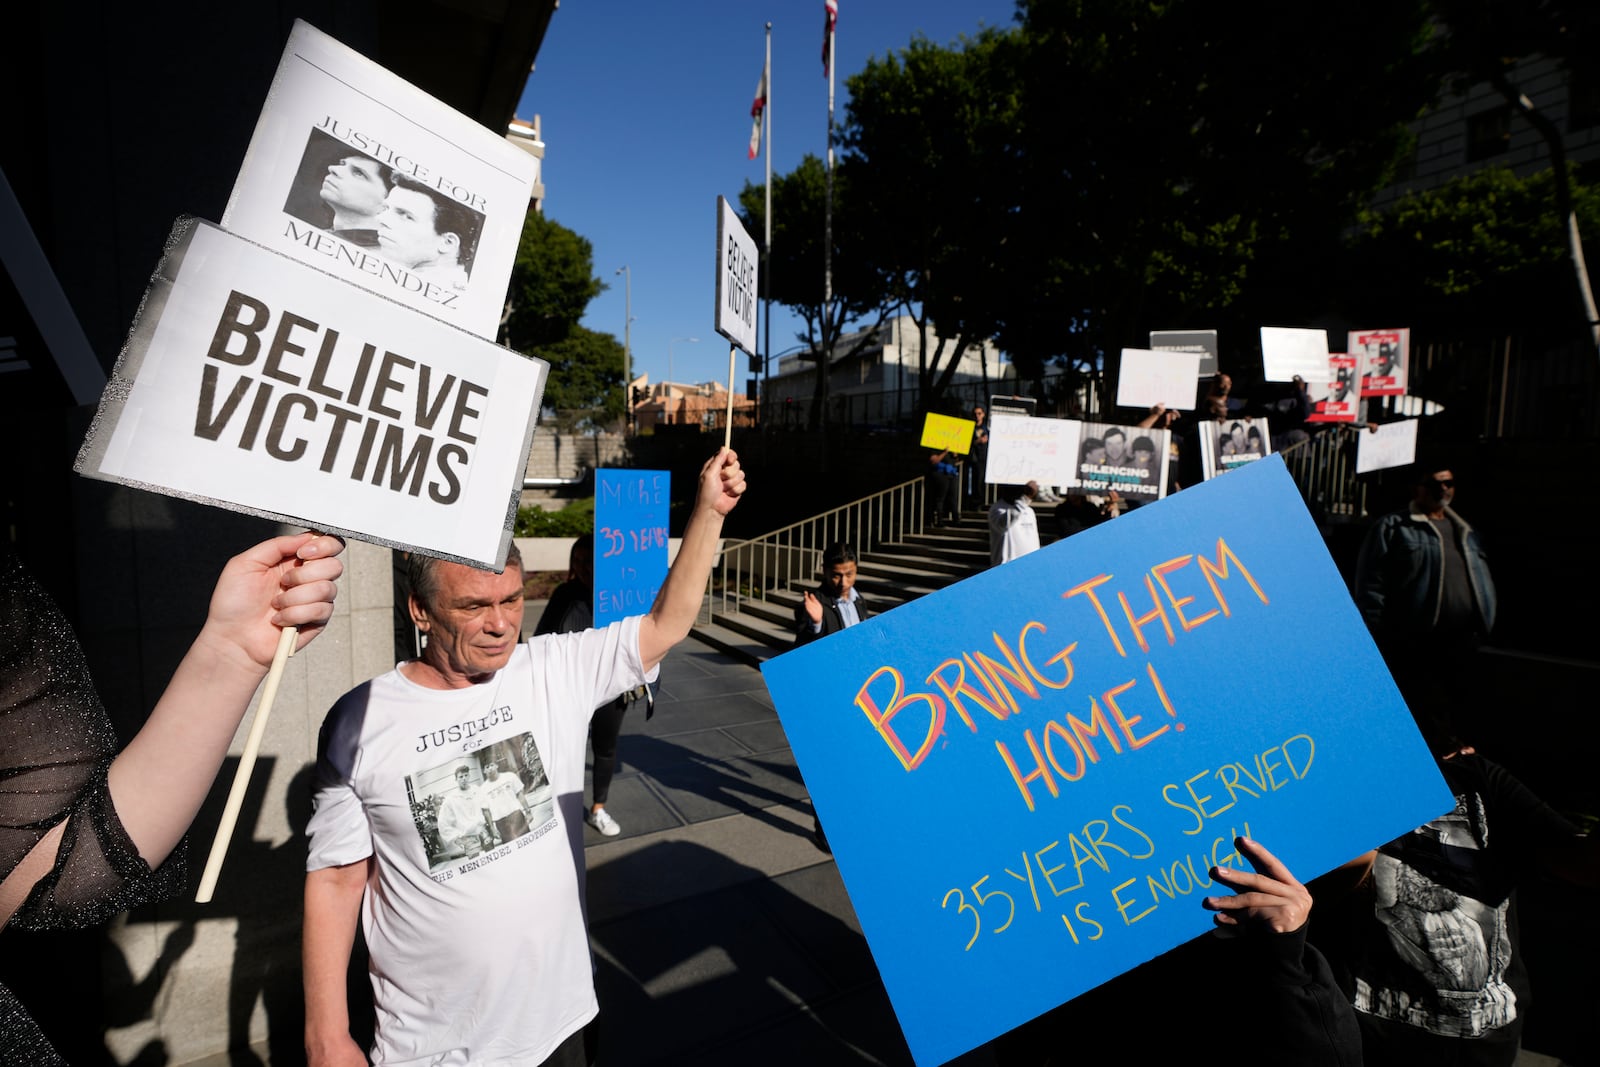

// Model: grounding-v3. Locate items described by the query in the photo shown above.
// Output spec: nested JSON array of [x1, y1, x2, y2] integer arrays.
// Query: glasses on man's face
[[1432, 479, 1455, 490]]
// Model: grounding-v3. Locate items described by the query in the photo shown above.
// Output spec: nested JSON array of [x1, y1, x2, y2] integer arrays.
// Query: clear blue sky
[[513, 0, 1018, 391]]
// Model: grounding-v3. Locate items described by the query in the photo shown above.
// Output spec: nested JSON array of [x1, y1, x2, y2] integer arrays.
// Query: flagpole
[[763, 21, 773, 427], [823, 4, 835, 440]]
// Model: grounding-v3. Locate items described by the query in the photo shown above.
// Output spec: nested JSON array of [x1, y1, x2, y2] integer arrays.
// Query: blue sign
[[594, 469, 670, 627], [760, 457, 1452, 1066]]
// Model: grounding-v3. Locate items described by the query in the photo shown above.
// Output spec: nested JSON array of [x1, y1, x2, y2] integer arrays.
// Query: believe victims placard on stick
[[714, 196, 759, 356], [593, 470, 670, 627], [761, 458, 1452, 1066], [1116, 347, 1200, 411], [222, 20, 538, 340], [75, 219, 546, 570]]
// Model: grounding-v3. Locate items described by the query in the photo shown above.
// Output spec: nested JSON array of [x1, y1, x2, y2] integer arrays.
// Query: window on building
[[1466, 106, 1511, 162], [1571, 66, 1600, 132]]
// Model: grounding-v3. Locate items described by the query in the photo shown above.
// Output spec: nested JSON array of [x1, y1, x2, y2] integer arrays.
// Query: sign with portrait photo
[[760, 457, 1453, 1066], [1351, 327, 1410, 397], [1198, 417, 1273, 480], [1072, 421, 1170, 501], [74, 218, 546, 570], [1307, 354, 1361, 423], [222, 20, 539, 340]]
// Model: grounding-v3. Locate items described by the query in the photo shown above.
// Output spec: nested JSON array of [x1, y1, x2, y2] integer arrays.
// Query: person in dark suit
[[793, 542, 871, 646]]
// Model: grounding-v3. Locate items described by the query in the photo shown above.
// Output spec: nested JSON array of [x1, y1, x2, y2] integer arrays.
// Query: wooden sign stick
[[194, 623, 298, 902], [724, 344, 737, 449]]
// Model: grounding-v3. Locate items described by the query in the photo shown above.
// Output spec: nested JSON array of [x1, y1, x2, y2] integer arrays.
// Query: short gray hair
[[405, 544, 524, 614]]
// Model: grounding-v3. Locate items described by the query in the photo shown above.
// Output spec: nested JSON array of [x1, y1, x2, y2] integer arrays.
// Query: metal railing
[[1278, 426, 1369, 521], [710, 476, 927, 623]]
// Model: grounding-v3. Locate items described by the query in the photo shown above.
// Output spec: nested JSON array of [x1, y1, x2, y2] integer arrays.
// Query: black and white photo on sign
[[1074, 421, 1169, 500], [1351, 327, 1410, 397], [73, 219, 547, 570], [1199, 417, 1273, 480], [222, 20, 538, 340], [283, 126, 486, 290], [1306, 354, 1361, 422], [410, 732, 555, 873]]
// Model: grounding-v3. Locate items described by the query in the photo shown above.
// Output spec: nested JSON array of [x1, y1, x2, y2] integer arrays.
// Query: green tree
[[740, 155, 889, 428], [1345, 166, 1600, 330], [501, 209, 626, 428], [538, 325, 627, 428], [503, 210, 605, 350], [841, 28, 1022, 409]]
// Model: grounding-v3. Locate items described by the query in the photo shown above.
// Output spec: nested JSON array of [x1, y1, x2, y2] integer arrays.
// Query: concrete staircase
[[693, 511, 993, 667]]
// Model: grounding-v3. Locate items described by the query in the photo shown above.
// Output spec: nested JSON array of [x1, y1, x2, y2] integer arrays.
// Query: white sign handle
[[194, 623, 297, 903], [724, 344, 737, 449]]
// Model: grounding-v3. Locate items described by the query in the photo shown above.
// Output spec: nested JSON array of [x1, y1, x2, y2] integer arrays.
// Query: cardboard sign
[[1260, 326, 1331, 383], [986, 413, 1078, 486], [1351, 327, 1410, 397], [1116, 347, 1200, 411], [1307, 354, 1360, 423], [1198, 417, 1273, 481], [921, 412, 976, 453], [594, 470, 670, 626], [1149, 329, 1219, 378], [1356, 419, 1419, 474], [1072, 422, 1170, 501], [222, 20, 538, 340], [760, 457, 1453, 1066], [715, 196, 759, 355], [74, 219, 546, 570]]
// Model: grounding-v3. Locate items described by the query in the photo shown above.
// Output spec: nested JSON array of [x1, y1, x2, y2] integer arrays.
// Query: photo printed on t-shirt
[[406, 731, 555, 876]]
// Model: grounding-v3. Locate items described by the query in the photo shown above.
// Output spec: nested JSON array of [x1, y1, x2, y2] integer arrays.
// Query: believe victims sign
[[761, 458, 1452, 1065], [76, 219, 546, 569]]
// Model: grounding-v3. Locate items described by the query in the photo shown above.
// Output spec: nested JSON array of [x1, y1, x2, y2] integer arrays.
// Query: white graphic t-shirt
[[307, 618, 650, 1066]]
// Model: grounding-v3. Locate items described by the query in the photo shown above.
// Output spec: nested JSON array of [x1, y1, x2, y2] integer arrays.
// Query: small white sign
[[75, 219, 547, 570], [1356, 419, 1419, 474], [1116, 347, 1201, 411], [985, 413, 1079, 486], [714, 196, 759, 355], [1260, 326, 1331, 382], [222, 20, 539, 340]]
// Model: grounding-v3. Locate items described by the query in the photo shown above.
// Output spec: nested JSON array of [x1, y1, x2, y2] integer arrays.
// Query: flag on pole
[[822, 0, 838, 76], [748, 58, 769, 160]]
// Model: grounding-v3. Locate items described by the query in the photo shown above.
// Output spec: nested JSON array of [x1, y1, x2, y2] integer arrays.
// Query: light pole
[[615, 266, 633, 429], [668, 336, 700, 423]]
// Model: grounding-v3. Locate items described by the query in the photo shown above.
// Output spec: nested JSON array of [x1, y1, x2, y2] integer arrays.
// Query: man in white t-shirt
[[988, 481, 1042, 566], [304, 449, 746, 1067]]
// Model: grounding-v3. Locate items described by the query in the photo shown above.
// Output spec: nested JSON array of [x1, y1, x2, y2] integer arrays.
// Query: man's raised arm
[[638, 448, 746, 671]]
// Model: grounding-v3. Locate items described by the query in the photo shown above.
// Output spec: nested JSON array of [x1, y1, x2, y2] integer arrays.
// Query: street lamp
[[668, 336, 700, 423], [615, 265, 633, 428]]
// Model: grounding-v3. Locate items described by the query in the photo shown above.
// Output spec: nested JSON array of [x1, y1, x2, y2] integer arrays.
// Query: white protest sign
[[714, 196, 759, 355], [985, 413, 1079, 486], [222, 20, 538, 340], [1260, 326, 1331, 382], [1149, 329, 1219, 377], [75, 219, 546, 570], [1116, 347, 1201, 410], [1356, 419, 1419, 474]]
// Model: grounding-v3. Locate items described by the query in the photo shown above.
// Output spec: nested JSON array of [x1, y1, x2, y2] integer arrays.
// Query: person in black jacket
[[793, 542, 872, 646]]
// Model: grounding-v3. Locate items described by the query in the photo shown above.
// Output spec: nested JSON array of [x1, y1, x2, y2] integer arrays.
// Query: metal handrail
[[1278, 426, 1368, 521], [711, 476, 928, 621]]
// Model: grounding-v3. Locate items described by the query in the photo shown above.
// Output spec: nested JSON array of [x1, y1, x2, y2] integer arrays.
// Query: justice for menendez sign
[[761, 457, 1453, 1066], [75, 219, 546, 570]]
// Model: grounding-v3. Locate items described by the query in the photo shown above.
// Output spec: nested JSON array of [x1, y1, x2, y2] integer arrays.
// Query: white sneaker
[[586, 808, 621, 836]]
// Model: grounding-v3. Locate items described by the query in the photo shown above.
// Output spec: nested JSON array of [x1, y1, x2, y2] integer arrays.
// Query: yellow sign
[[920, 412, 976, 453]]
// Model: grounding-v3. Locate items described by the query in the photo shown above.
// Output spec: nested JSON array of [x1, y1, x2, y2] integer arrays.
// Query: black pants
[[590, 696, 628, 806]]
